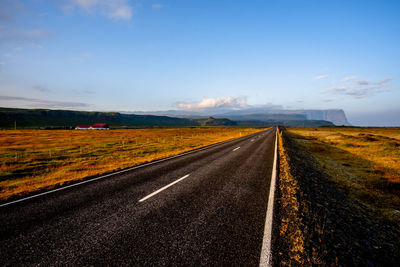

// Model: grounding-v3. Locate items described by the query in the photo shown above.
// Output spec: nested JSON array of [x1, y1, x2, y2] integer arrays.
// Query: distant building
[[75, 124, 109, 130], [75, 125, 90, 130], [91, 124, 110, 130]]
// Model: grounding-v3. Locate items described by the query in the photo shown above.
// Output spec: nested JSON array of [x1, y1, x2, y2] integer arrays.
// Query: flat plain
[[0, 127, 264, 201], [288, 127, 400, 226]]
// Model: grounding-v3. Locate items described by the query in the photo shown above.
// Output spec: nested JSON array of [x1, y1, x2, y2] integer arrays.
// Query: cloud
[[178, 96, 247, 110], [322, 99, 334, 102], [345, 85, 390, 98], [0, 61, 4, 65], [2, 53, 12, 57], [71, 0, 99, 9], [321, 86, 349, 94], [353, 80, 370, 86], [313, 75, 328, 80], [152, 3, 163, 9], [67, 0, 133, 20], [375, 78, 392, 85], [321, 77, 394, 99], [341, 76, 356, 82], [0, 28, 52, 45], [0, 95, 90, 108], [0, 1, 52, 46], [32, 85, 49, 92]]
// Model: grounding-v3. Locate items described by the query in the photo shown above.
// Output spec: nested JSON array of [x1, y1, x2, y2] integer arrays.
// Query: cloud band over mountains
[[178, 96, 247, 110]]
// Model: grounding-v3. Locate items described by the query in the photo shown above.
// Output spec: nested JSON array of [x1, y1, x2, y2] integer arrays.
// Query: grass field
[[0, 127, 264, 201], [288, 127, 400, 226]]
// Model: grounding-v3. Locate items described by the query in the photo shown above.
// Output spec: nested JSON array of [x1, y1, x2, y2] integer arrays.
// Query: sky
[[0, 0, 399, 126]]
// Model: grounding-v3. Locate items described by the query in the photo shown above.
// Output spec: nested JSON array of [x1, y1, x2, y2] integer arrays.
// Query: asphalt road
[[0, 128, 276, 266]]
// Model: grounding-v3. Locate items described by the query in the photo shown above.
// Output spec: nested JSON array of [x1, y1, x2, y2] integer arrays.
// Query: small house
[[75, 124, 110, 130], [91, 124, 110, 130], [75, 125, 90, 130]]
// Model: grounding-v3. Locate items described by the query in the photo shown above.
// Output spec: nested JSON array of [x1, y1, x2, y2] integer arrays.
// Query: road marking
[[138, 174, 190, 202], [259, 129, 278, 267], [251, 139, 254, 142], [233, 147, 240, 151], [0, 129, 271, 208]]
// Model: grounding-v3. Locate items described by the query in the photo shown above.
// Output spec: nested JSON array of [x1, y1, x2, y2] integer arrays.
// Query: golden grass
[[289, 127, 400, 226], [0, 127, 265, 201], [277, 128, 305, 264]]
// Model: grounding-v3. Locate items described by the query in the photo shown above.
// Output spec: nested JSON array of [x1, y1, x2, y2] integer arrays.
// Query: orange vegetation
[[0, 127, 264, 201], [289, 127, 400, 226], [277, 128, 305, 264]]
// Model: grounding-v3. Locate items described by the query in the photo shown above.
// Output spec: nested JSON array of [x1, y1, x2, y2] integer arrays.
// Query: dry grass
[[277, 128, 305, 264], [289, 127, 400, 226], [0, 127, 264, 201]]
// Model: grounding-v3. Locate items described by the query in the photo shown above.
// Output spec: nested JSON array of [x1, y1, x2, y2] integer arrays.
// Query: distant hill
[[272, 109, 350, 126], [235, 119, 334, 127], [131, 108, 350, 126], [193, 117, 237, 126], [217, 113, 307, 122], [0, 107, 335, 128], [0, 107, 197, 128]]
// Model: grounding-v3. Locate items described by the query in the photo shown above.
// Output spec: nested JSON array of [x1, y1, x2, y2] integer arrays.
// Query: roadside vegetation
[[275, 127, 400, 265], [289, 127, 400, 227], [275, 129, 305, 264], [0, 127, 264, 201]]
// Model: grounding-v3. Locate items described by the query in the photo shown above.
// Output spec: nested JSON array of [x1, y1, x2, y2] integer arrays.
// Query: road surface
[[0, 128, 276, 265]]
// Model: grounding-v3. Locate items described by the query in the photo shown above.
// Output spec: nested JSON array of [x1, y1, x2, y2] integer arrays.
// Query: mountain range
[[129, 107, 350, 126], [0, 107, 349, 128]]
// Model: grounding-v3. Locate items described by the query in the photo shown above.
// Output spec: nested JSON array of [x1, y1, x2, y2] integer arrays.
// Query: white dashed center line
[[233, 147, 240, 151], [139, 174, 190, 202]]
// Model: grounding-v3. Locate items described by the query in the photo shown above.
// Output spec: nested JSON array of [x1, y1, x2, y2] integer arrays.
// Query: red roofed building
[[91, 124, 109, 130], [75, 124, 110, 130]]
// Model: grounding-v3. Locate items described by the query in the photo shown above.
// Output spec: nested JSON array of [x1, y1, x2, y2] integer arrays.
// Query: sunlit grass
[[289, 127, 400, 226], [277, 128, 305, 264], [0, 127, 265, 201]]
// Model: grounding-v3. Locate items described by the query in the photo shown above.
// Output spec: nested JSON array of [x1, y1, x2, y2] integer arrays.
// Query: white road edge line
[[233, 147, 240, 151], [0, 129, 270, 208], [259, 128, 278, 267], [138, 174, 190, 202]]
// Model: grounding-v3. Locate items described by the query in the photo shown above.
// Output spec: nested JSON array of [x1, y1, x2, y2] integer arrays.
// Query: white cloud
[[109, 5, 132, 19], [321, 77, 394, 99], [321, 86, 349, 94], [71, 0, 99, 9], [375, 78, 393, 85], [341, 76, 356, 82], [0, 28, 52, 45], [0, 1, 52, 46], [67, 0, 133, 20], [353, 80, 370, 86], [0, 95, 90, 108], [2, 53, 12, 57], [313, 75, 328, 80], [0, 61, 4, 65], [152, 3, 163, 9], [178, 96, 247, 110], [345, 85, 389, 98]]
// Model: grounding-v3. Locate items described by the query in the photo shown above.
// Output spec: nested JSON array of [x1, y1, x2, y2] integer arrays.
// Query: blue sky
[[0, 0, 399, 126]]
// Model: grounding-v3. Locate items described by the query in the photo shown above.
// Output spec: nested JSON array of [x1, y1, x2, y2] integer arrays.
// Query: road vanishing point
[[1, 128, 277, 266]]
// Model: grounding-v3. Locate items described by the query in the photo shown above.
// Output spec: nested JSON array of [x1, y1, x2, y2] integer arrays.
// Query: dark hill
[[193, 117, 237, 126], [0, 107, 197, 128]]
